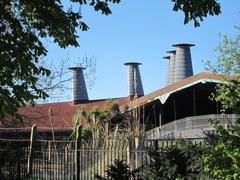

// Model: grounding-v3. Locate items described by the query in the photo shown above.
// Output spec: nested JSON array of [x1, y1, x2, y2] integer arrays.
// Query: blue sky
[[45, 0, 240, 102]]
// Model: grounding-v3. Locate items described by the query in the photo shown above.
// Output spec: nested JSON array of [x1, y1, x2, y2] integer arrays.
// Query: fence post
[[27, 124, 37, 176], [135, 137, 139, 169], [75, 125, 82, 180], [127, 138, 134, 170]]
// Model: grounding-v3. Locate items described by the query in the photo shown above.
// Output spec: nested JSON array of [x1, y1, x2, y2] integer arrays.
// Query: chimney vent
[[69, 67, 89, 104], [163, 56, 171, 85], [172, 43, 195, 82], [165, 50, 176, 85], [124, 62, 144, 100]]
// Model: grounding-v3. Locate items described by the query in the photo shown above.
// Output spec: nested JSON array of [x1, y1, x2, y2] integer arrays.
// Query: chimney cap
[[172, 43, 195, 47], [163, 56, 170, 59], [166, 50, 176, 54], [124, 62, 142, 66], [68, 67, 86, 70]]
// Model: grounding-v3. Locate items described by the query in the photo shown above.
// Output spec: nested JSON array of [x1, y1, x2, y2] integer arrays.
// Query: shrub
[[95, 159, 143, 180]]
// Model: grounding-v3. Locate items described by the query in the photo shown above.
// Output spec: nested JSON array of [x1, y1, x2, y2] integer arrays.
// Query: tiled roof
[[1, 97, 129, 129]]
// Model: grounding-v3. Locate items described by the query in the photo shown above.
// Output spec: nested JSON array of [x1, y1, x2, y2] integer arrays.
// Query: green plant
[[72, 99, 120, 147], [81, 124, 92, 144], [205, 26, 240, 114], [203, 26, 240, 180], [95, 159, 143, 180], [72, 105, 86, 140], [203, 119, 240, 180], [144, 141, 208, 180]]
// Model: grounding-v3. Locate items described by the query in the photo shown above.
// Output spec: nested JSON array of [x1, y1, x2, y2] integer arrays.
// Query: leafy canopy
[[205, 26, 240, 113], [203, 26, 240, 180], [172, 0, 221, 27], [0, 0, 120, 122]]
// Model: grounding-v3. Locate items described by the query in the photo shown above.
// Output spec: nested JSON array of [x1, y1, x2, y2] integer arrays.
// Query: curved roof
[[122, 72, 225, 110], [1, 72, 226, 130]]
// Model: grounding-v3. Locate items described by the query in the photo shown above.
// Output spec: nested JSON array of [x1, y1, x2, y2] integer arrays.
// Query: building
[[0, 43, 235, 139]]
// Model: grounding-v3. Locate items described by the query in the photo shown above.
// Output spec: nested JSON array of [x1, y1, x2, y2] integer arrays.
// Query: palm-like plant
[[72, 105, 86, 140], [87, 106, 109, 147], [72, 99, 120, 148]]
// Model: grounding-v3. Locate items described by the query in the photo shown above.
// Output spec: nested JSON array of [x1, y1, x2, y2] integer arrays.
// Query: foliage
[[205, 26, 240, 113], [95, 159, 143, 180], [94, 141, 209, 180], [144, 149, 182, 180], [72, 105, 86, 139], [118, 106, 144, 141], [0, 0, 119, 122], [203, 26, 240, 179], [203, 119, 240, 180], [172, 0, 221, 27], [105, 99, 120, 117], [144, 141, 208, 180], [81, 124, 92, 143], [72, 99, 120, 146]]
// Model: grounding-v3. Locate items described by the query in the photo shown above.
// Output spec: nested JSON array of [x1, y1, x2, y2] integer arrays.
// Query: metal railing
[[146, 114, 238, 139]]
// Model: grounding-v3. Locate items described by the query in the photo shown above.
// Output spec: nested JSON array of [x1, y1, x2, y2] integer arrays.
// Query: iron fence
[[0, 139, 29, 179], [0, 138, 150, 180], [0, 131, 206, 179]]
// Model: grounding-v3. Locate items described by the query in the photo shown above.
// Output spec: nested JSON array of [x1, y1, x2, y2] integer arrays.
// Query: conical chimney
[[69, 67, 89, 104], [165, 50, 176, 85], [124, 62, 144, 100], [172, 43, 195, 82], [163, 56, 171, 85]]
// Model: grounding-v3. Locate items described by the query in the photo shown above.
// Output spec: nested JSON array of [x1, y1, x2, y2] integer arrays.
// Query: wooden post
[[135, 137, 139, 169], [75, 125, 82, 180], [27, 124, 37, 176], [48, 141, 51, 161], [127, 139, 130, 166], [127, 138, 135, 170]]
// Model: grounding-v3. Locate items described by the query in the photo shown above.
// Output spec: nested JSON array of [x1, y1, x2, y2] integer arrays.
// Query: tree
[[36, 55, 96, 103], [203, 26, 240, 179], [205, 26, 240, 113], [0, 0, 222, 122], [0, 0, 110, 121], [203, 119, 240, 180], [172, 0, 221, 27]]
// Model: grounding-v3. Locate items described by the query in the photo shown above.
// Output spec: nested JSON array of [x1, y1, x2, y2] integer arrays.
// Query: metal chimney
[[172, 43, 195, 82], [69, 67, 89, 104], [163, 56, 171, 85], [124, 62, 144, 100], [164, 50, 176, 85]]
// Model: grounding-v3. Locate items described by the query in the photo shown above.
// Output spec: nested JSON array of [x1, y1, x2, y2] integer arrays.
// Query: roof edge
[[121, 72, 225, 110]]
